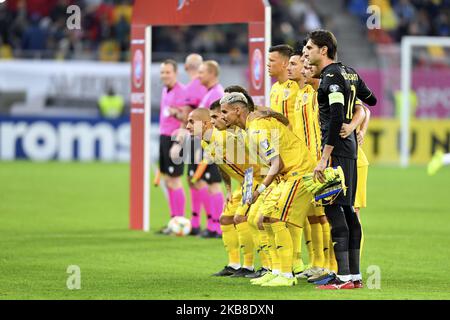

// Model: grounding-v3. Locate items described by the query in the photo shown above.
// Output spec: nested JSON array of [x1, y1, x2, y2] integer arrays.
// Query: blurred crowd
[[347, 0, 449, 43], [0, 0, 325, 61], [0, 0, 448, 61], [0, 0, 132, 60]]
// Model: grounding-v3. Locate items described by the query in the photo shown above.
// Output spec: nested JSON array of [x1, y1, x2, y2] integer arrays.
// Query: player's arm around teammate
[[221, 92, 316, 287], [287, 47, 334, 279], [303, 30, 377, 289]]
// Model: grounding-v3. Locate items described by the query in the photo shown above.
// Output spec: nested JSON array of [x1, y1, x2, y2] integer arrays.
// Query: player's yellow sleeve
[[204, 127, 248, 184], [252, 119, 280, 164], [246, 117, 314, 179]]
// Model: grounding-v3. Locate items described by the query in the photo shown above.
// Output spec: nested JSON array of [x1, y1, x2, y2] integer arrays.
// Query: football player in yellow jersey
[[186, 105, 258, 278], [268, 45, 299, 125], [287, 47, 335, 281], [221, 91, 316, 287], [222, 86, 273, 279]]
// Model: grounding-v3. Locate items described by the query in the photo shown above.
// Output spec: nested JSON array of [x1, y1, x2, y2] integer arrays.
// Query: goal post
[[400, 36, 450, 167], [129, 0, 271, 231]]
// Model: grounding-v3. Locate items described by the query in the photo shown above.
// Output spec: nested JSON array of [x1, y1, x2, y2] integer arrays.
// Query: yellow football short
[[354, 165, 368, 209], [260, 179, 315, 228], [254, 180, 279, 218], [307, 204, 325, 217], [222, 188, 242, 217], [246, 187, 267, 227]]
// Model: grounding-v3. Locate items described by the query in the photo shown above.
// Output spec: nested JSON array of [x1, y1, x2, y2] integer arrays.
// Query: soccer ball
[[168, 216, 192, 236]]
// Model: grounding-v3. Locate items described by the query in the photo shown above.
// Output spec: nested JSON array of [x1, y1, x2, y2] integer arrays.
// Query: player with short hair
[[221, 92, 316, 287], [187, 100, 266, 277], [268, 45, 299, 125], [157, 59, 187, 232], [178, 54, 210, 237], [222, 86, 272, 279], [287, 46, 332, 281], [268, 44, 313, 279], [304, 29, 377, 289]]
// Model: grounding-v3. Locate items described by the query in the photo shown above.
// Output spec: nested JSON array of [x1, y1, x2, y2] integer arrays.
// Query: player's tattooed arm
[[314, 145, 334, 183], [256, 110, 290, 127], [251, 155, 284, 204], [219, 168, 232, 203], [255, 105, 270, 112]]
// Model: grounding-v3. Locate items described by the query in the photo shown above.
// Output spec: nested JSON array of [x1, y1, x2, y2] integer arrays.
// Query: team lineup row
[[157, 29, 376, 289]]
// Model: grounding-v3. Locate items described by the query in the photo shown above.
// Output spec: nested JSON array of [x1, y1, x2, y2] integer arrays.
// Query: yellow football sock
[[249, 223, 270, 269], [271, 221, 294, 274], [258, 229, 271, 269], [322, 222, 331, 270], [235, 222, 254, 268], [329, 238, 338, 273], [304, 219, 314, 265], [220, 224, 240, 265], [264, 222, 281, 272], [287, 224, 304, 271], [310, 222, 325, 268]]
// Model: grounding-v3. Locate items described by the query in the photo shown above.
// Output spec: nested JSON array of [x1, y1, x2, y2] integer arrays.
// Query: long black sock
[[343, 206, 362, 275], [325, 204, 350, 276]]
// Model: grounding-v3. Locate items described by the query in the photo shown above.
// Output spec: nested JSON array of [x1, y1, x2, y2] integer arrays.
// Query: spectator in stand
[[21, 14, 48, 54]]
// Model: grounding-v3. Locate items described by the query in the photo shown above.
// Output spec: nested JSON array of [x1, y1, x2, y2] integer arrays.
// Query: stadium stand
[[0, 0, 448, 64]]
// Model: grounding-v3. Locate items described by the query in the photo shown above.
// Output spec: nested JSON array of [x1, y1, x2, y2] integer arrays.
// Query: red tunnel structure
[[130, 0, 271, 231]]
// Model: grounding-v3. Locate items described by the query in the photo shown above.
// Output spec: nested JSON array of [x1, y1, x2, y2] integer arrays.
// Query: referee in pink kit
[[182, 54, 210, 236], [188, 60, 225, 238], [158, 59, 188, 233]]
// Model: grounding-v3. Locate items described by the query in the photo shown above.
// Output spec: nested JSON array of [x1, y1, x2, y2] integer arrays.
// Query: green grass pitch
[[0, 161, 449, 300]]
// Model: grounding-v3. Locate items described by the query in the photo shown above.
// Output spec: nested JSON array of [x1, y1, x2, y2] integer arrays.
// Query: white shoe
[[296, 267, 313, 279], [296, 266, 323, 279], [307, 268, 328, 282]]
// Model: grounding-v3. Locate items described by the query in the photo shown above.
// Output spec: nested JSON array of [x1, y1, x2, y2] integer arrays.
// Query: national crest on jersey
[[270, 80, 299, 124]]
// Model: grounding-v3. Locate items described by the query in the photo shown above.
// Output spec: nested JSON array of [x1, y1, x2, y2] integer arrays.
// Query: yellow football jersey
[[293, 84, 322, 162], [202, 127, 265, 183], [270, 80, 299, 125], [245, 116, 315, 180], [201, 128, 246, 183]]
